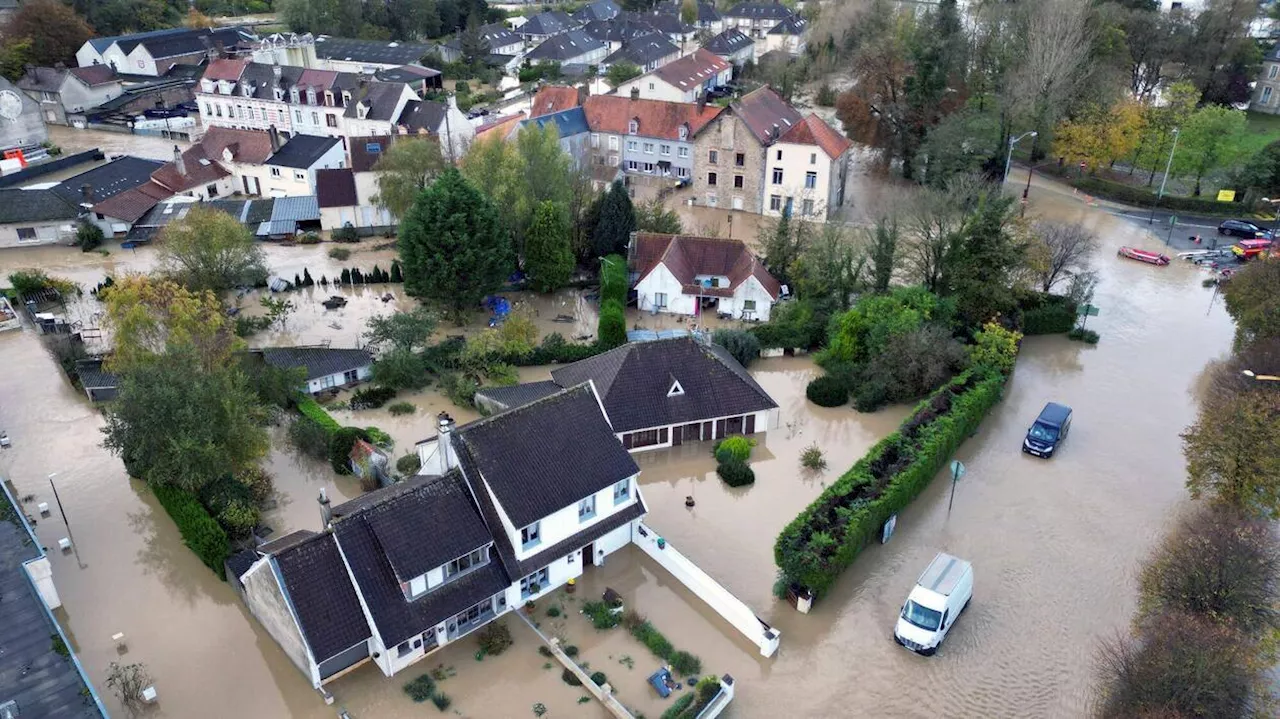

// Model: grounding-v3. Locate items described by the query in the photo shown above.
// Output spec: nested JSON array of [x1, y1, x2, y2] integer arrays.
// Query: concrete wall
[[0, 78, 49, 151], [304, 365, 372, 394], [240, 558, 317, 684], [633, 522, 779, 657], [0, 220, 75, 249], [23, 556, 61, 610]]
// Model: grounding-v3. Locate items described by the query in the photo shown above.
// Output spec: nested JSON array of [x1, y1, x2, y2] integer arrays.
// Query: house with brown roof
[[767, 113, 852, 219], [582, 94, 723, 186], [630, 232, 781, 321], [529, 84, 582, 118], [15, 65, 122, 126], [150, 126, 277, 200], [613, 48, 731, 103]]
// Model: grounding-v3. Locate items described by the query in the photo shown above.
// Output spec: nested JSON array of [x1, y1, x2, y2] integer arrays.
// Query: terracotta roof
[[316, 168, 357, 208], [530, 85, 580, 118], [475, 111, 526, 141], [297, 68, 339, 89], [779, 113, 851, 159], [91, 181, 172, 222], [582, 95, 723, 140], [68, 65, 119, 87], [632, 233, 781, 299], [202, 57, 249, 82], [201, 126, 274, 164], [653, 48, 730, 92], [731, 86, 802, 145], [151, 146, 228, 192]]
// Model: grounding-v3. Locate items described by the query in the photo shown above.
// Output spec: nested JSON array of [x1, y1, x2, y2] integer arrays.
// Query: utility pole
[[1003, 131, 1037, 184], [1147, 127, 1179, 224]]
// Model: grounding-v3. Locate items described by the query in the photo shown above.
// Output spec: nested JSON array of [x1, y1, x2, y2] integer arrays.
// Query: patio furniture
[[648, 667, 677, 698]]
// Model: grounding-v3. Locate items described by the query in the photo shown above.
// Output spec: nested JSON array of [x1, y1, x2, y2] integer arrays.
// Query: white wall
[[61, 77, 121, 114], [305, 365, 372, 394], [505, 471, 642, 565], [764, 141, 832, 219], [76, 43, 105, 69], [619, 408, 773, 453], [614, 76, 692, 104], [0, 220, 75, 249], [635, 263, 697, 316]]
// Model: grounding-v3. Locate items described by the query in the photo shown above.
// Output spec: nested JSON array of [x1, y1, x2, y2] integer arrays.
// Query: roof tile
[[583, 94, 723, 140]]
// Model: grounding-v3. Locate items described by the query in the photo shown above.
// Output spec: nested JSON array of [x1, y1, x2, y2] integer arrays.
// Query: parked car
[[1218, 219, 1268, 238], [1023, 402, 1072, 458], [1231, 238, 1273, 260], [893, 553, 974, 657]]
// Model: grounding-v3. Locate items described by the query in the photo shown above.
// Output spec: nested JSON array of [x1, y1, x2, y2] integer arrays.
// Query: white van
[[893, 552, 973, 656]]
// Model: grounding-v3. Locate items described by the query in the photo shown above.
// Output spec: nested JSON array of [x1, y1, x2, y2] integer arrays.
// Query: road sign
[[950, 460, 966, 481], [1169, 215, 1177, 226], [1217, 189, 1236, 202], [1077, 303, 1100, 317]]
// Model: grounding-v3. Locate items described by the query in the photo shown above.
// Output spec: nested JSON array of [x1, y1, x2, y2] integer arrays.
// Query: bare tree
[[902, 174, 985, 291], [1007, 0, 1093, 158], [106, 661, 153, 716], [1032, 221, 1098, 293]]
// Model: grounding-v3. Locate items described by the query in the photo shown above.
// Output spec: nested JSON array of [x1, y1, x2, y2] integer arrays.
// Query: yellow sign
[[1217, 189, 1236, 202]]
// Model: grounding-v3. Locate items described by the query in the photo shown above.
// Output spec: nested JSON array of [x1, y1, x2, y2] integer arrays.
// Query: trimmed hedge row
[[152, 482, 230, 578], [775, 369, 1008, 597], [1018, 292, 1077, 335], [1070, 176, 1241, 216], [297, 397, 341, 433], [600, 254, 627, 307]]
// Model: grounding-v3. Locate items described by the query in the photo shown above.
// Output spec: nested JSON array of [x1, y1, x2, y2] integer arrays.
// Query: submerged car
[[1023, 402, 1073, 458], [893, 552, 974, 657]]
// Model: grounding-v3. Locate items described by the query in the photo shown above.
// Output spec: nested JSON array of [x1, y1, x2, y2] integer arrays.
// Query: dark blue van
[[1023, 402, 1072, 458]]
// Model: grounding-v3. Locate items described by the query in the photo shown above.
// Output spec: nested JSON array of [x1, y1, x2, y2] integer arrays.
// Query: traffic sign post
[[1076, 303, 1100, 331], [947, 460, 965, 515], [1166, 215, 1177, 246]]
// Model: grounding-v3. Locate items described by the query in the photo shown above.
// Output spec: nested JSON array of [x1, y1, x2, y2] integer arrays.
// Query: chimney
[[697, 90, 707, 112], [436, 412, 458, 473], [173, 145, 186, 177], [318, 488, 332, 528], [268, 125, 281, 152], [446, 93, 458, 111], [80, 184, 94, 203], [630, 86, 640, 100], [272, 63, 282, 84], [577, 83, 589, 105]]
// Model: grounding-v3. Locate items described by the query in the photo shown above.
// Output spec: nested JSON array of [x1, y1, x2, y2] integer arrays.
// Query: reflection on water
[[0, 173, 1238, 717]]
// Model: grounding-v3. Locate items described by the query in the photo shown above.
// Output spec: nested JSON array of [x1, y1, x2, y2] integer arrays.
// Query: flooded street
[[0, 173, 1236, 718]]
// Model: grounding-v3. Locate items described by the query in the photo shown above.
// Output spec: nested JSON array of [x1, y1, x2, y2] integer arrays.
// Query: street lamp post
[[1002, 131, 1038, 184], [1147, 127, 1180, 224], [1243, 370, 1280, 382]]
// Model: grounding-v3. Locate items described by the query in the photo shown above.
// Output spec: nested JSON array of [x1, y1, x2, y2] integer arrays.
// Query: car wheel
[[962, 597, 971, 614], [1218, 227, 1228, 235]]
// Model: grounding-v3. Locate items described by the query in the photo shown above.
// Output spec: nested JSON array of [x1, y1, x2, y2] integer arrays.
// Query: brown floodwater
[[0, 174, 1236, 718]]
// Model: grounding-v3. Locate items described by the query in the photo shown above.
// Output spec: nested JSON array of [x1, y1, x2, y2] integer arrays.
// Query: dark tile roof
[[226, 548, 258, 580], [725, 1, 795, 20], [703, 27, 754, 56], [74, 358, 118, 390], [767, 13, 807, 35], [731, 85, 802, 144], [444, 22, 522, 52], [313, 36, 436, 66], [0, 188, 80, 224], [550, 337, 776, 433], [523, 106, 590, 138], [333, 505, 509, 648], [520, 10, 579, 37], [261, 346, 372, 381], [348, 135, 396, 172], [474, 380, 564, 410], [344, 81, 405, 121], [0, 487, 105, 717], [257, 529, 317, 554], [16, 66, 66, 93], [655, 0, 720, 23], [273, 533, 371, 661], [374, 65, 443, 84], [623, 11, 693, 36], [452, 384, 639, 528], [583, 17, 658, 45], [526, 29, 605, 62], [316, 168, 358, 208], [572, 0, 621, 23], [137, 27, 250, 59], [268, 134, 341, 169], [604, 33, 679, 67], [52, 156, 164, 207], [396, 99, 447, 133]]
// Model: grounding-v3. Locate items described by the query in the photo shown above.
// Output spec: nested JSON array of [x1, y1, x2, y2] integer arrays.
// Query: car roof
[[916, 552, 971, 597], [1038, 402, 1071, 424]]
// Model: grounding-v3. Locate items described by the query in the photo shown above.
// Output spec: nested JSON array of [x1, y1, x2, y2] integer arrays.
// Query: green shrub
[[583, 600, 621, 629], [151, 483, 229, 578], [350, 386, 397, 410], [364, 426, 392, 447], [404, 674, 436, 702], [477, 622, 513, 655], [332, 224, 360, 243], [1071, 175, 1238, 216], [388, 401, 416, 416], [712, 328, 761, 367], [599, 299, 627, 348], [713, 436, 755, 462], [1021, 298, 1077, 335], [629, 621, 674, 660], [775, 369, 1009, 598], [287, 415, 331, 460], [851, 374, 890, 412], [328, 247, 351, 261], [669, 650, 701, 676], [590, 670, 608, 686], [600, 254, 628, 306], [1068, 327, 1100, 344], [298, 231, 321, 245], [563, 645, 579, 657], [439, 372, 479, 408], [76, 222, 104, 252], [329, 427, 371, 475], [801, 444, 827, 470], [815, 83, 837, 106], [661, 694, 696, 719], [538, 645, 554, 657], [297, 397, 341, 434], [716, 459, 755, 487], [396, 453, 422, 476], [431, 692, 451, 711], [546, 605, 562, 618], [561, 668, 582, 686], [806, 375, 848, 407]]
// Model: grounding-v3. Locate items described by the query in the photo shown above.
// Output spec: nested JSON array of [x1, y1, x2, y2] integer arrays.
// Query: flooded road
[[0, 173, 1235, 718]]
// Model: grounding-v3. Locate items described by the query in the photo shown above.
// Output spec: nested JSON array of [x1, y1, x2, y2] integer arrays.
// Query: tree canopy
[[524, 201, 574, 293], [372, 137, 447, 219], [592, 180, 636, 258], [156, 206, 268, 293]]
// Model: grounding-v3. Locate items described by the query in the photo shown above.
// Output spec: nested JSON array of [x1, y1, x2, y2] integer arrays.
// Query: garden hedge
[[599, 299, 627, 348], [600, 254, 628, 307], [806, 375, 848, 407], [152, 482, 230, 578], [1018, 292, 1077, 335], [775, 369, 1008, 597], [297, 397, 341, 434], [1070, 176, 1240, 216]]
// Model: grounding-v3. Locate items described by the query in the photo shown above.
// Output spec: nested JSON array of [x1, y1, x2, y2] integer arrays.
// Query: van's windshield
[[1028, 422, 1058, 442], [902, 601, 942, 631]]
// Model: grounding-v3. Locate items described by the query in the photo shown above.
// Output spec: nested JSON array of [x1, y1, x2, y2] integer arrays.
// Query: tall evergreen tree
[[525, 201, 575, 293], [592, 181, 636, 258], [399, 168, 513, 318]]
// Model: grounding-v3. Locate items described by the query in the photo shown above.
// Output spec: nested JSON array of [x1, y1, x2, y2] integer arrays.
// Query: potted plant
[[565, 577, 577, 594]]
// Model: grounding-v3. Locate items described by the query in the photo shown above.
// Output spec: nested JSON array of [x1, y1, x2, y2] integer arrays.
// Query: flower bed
[[774, 368, 1008, 598]]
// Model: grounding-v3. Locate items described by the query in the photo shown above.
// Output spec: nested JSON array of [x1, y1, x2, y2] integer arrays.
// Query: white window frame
[[643, 142, 654, 154], [805, 171, 817, 189], [578, 496, 596, 522], [678, 146, 689, 158], [521, 521, 541, 549], [609, 136, 619, 151], [802, 198, 815, 216], [409, 574, 427, 598], [1271, 65, 1279, 80], [294, 170, 307, 182], [271, 167, 281, 177], [769, 194, 782, 211], [660, 144, 671, 156], [772, 168, 783, 185], [613, 478, 631, 504], [627, 139, 638, 152], [655, 292, 668, 308], [520, 567, 549, 598], [1265, 86, 1274, 105]]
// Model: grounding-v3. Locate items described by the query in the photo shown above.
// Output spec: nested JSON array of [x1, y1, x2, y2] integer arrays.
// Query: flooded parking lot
[[0, 175, 1237, 717]]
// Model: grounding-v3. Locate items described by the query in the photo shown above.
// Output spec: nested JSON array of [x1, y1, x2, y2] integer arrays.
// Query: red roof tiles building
[[530, 85, 582, 118], [631, 233, 781, 321], [780, 113, 852, 159], [582, 95, 723, 140]]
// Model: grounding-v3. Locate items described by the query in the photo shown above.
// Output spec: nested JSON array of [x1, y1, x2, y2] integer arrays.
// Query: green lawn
[[1244, 111, 1280, 154]]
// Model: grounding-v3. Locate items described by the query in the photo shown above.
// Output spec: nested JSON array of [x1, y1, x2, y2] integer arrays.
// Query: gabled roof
[[523, 106, 590, 138], [474, 380, 564, 410], [16, 66, 67, 94], [93, 181, 173, 223], [270, 533, 371, 662], [724, 1, 795, 20], [316, 168, 358, 208], [703, 27, 754, 56], [396, 99, 447, 133], [603, 33, 679, 67], [201, 125, 275, 164], [530, 85, 581, 118], [260, 346, 372, 380], [731, 85, 802, 145], [202, 57, 249, 82], [583, 16, 659, 45], [268, 134, 341, 169], [778, 113, 852, 159], [625, 11, 694, 35], [655, 0, 721, 23], [572, 0, 621, 23], [52, 156, 164, 207], [444, 22, 522, 52], [312, 36, 436, 66], [452, 384, 639, 528], [349, 135, 396, 172], [133, 27, 251, 60], [476, 112, 526, 141], [344, 81, 406, 121], [632, 232, 782, 300], [68, 65, 119, 87], [582, 94, 723, 140], [767, 13, 807, 35], [374, 64, 443, 83], [0, 188, 80, 224], [653, 49, 730, 91], [549, 337, 777, 433], [526, 29, 606, 62], [520, 10, 579, 36]]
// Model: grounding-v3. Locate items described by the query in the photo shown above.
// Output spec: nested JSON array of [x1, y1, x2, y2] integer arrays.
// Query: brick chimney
[[268, 125, 282, 153], [630, 86, 640, 100], [80, 184, 94, 203], [173, 145, 186, 177]]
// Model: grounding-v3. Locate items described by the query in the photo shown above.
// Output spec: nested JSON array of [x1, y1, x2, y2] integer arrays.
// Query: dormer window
[[357, 103, 368, 120], [667, 377, 684, 397], [274, 87, 284, 101], [326, 90, 335, 107], [307, 88, 317, 105], [678, 123, 689, 141], [201, 79, 214, 94], [289, 87, 299, 104], [341, 90, 351, 107], [240, 82, 251, 97], [628, 118, 638, 135]]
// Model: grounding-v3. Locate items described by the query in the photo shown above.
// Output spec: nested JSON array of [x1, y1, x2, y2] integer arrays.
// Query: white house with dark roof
[[517, 10, 580, 43], [613, 48, 732, 103], [630, 232, 782, 321], [259, 346, 373, 394], [525, 28, 608, 66], [232, 383, 647, 686], [476, 336, 778, 452], [247, 133, 346, 197], [601, 32, 681, 74], [702, 27, 755, 67]]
